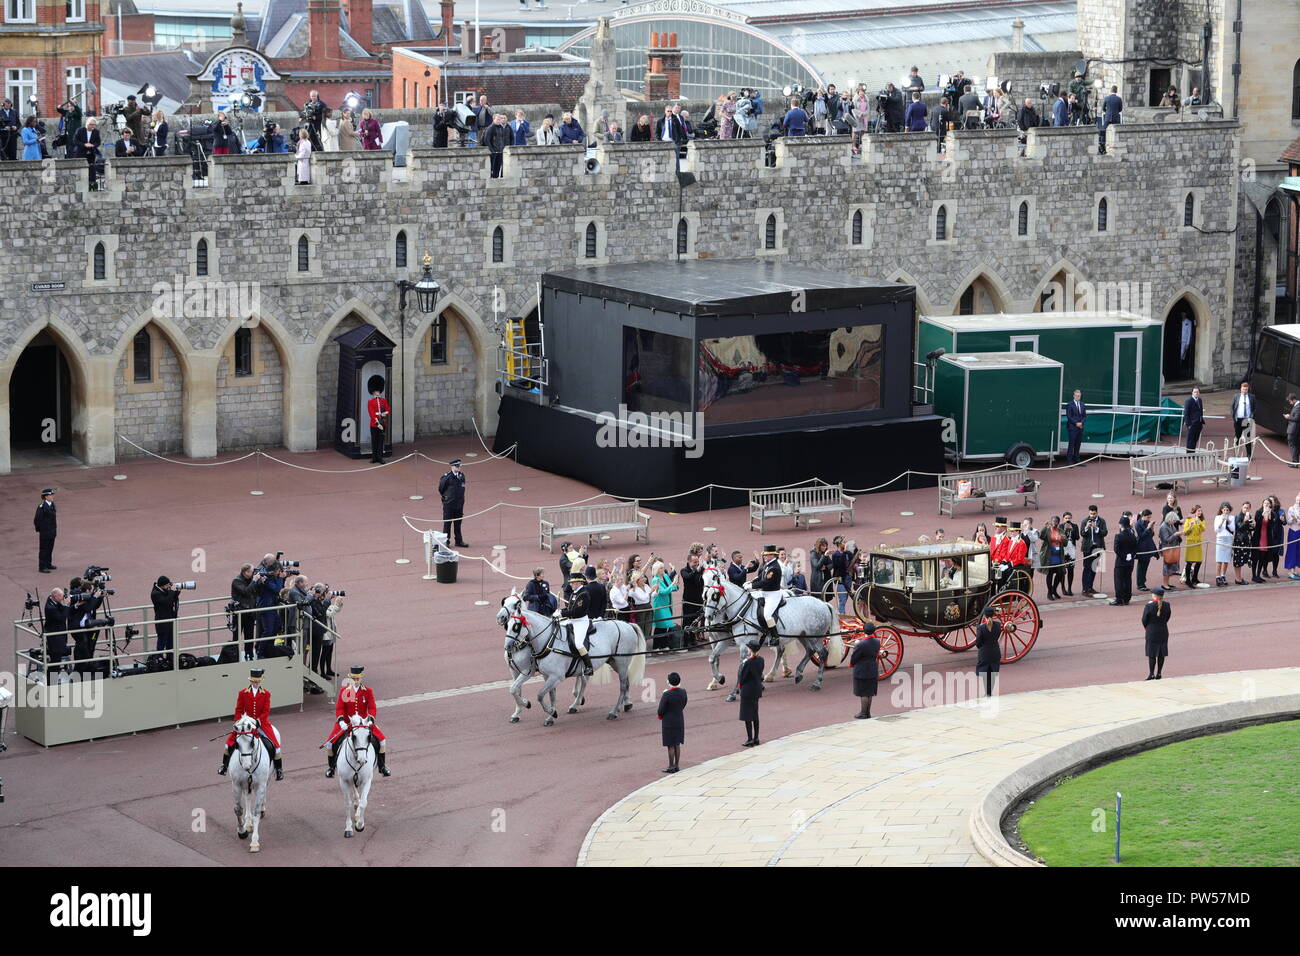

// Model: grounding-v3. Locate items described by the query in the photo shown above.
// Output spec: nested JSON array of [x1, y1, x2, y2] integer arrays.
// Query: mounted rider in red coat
[[219, 668, 284, 780], [326, 665, 391, 778]]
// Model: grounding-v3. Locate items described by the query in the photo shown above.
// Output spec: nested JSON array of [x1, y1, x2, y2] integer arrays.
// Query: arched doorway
[[215, 323, 287, 451], [1034, 268, 1084, 312], [1163, 297, 1197, 382], [315, 311, 370, 446], [955, 274, 1007, 315], [115, 323, 185, 459], [413, 305, 480, 437], [8, 331, 80, 467]]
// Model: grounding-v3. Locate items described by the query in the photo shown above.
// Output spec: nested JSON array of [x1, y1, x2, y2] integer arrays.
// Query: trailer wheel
[[1005, 442, 1036, 469]]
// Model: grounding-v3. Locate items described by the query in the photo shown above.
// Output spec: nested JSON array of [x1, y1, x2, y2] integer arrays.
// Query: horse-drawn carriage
[[834, 540, 1041, 678]]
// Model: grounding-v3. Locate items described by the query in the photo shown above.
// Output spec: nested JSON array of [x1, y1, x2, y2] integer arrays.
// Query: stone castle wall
[[0, 119, 1246, 472]]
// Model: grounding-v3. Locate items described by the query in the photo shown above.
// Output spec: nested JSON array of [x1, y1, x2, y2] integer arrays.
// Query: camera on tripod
[[1039, 81, 1060, 99]]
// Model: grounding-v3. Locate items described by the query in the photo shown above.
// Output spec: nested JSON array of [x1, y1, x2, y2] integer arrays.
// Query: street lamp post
[[395, 252, 441, 446]]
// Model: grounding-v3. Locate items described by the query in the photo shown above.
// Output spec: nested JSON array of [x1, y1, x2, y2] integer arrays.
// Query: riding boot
[[325, 746, 338, 778], [218, 746, 232, 776], [377, 749, 392, 777], [273, 757, 284, 782], [581, 651, 593, 677]]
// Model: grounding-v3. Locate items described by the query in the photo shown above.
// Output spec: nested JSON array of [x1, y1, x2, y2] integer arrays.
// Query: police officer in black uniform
[[561, 565, 607, 676], [752, 544, 783, 645], [35, 488, 57, 573], [438, 459, 468, 546]]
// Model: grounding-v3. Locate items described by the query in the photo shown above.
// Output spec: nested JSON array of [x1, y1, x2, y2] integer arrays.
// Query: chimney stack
[[1011, 17, 1025, 52], [440, 0, 454, 41], [658, 31, 682, 99], [309, 0, 343, 63], [345, 0, 373, 51], [645, 30, 668, 99]]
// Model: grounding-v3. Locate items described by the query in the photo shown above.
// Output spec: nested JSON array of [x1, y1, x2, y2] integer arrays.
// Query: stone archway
[[953, 270, 1010, 315], [6, 325, 89, 469], [315, 311, 371, 446], [412, 304, 481, 438], [214, 321, 290, 452], [114, 322, 187, 459], [1163, 297, 1198, 382]]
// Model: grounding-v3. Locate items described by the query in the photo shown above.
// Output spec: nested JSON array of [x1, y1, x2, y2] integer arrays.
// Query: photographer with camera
[[279, 574, 313, 658], [67, 571, 110, 672], [251, 122, 286, 153], [879, 83, 904, 133], [310, 584, 345, 679], [43, 587, 72, 676], [150, 575, 192, 653], [121, 94, 146, 141], [230, 563, 259, 658], [252, 554, 288, 657]]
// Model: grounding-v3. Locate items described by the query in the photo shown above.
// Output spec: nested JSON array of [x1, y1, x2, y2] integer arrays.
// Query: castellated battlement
[[0, 120, 1246, 472]]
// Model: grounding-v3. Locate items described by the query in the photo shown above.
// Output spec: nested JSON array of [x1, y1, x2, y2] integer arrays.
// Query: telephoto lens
[[177, 581, 198, 590], [329, 589, 347, 597]]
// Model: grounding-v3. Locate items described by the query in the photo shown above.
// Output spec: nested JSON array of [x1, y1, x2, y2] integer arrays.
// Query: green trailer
[[933, 352, 1064, 465], [918, 311, 1178, 452]]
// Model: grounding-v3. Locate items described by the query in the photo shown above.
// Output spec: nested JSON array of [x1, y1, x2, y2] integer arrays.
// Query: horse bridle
[[233, 728, 264, 793], [502, 599, 558, 661], [341, 721, 371, 786], [701, 580, 755, 632]]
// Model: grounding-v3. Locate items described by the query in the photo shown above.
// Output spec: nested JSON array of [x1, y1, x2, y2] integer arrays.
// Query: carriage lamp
[[394, 253, 442, 445]]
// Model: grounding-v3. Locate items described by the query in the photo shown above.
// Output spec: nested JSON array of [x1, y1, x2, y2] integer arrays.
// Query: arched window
[[764, 213, 776, 249], [1097, 197, 1108, 232], [1183, 192, 1195, 227], [395, 230, 408, 268], [676, 217, 689, 254], [492, 226, 504, 263], [1017, 201, 1029, 236], [132, 329, 152, 383], [196, 237, 209, 276], [93, 241, 106, 280], [851, 209, 863, 246], [935, 205, 948, 241], [1293, 58, 1300, 120], [429, 314, 447, 364], [234, 327, 253, 377], [584, 222, 597, 259], [297, 235, 309, 272]]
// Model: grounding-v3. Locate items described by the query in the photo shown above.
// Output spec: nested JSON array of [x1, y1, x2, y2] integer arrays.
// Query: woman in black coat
[[737, 639, 765, 746], [849, 623, 880, 718], [809, 537, 832, 597], [657, 671, 687, 772], [1141, 587, 1171, 679], [974, 606, 1001, 697]]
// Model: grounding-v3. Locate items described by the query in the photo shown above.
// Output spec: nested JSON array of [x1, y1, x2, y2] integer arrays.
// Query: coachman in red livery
[[219, 668, 284, 780], [326, 665, 392, 778]]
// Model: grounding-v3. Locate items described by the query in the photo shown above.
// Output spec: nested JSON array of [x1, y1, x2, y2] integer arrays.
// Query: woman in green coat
[[649, 560, 678, 650]]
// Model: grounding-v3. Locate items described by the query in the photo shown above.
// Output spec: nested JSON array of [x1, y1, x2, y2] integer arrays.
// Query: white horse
[[229, 714, 277, 853], [497, 591, 646, 725], [335, 714, 374, 838], [699, 568, 840, 694]]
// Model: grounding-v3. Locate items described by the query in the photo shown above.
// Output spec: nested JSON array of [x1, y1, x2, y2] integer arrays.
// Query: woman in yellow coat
[[1182, 504, 1207, 588]]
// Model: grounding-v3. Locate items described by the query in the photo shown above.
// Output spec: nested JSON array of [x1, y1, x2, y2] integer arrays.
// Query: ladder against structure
[[499, 316, 548, 394]]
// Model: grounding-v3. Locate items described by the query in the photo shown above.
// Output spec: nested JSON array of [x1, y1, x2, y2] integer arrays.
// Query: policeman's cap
[[41, 488, 56, 496], [449, 459, 462, 466]]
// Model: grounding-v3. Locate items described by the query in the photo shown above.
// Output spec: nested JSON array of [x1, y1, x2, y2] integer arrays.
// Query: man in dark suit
[[35, 488, 57, 573], [1080, 504, 1107, 595], [679, 551, 705, 644], [737, 639, 764, 746], [1098, 85, 1122, 152], [850, 623, 880, 717], [43, 587, 72, 676], [1183, 386, 1205, 452], [509, 109, 531, 146], [1141, 586, 1170, 678], [657, 671, 687, 772], [1230, 380, 1256, 458], [438, 459, 468, 546], [114, 127, 142, 158], [75, 118, 102, 188], [655, 106, 684, 144], [727, 550, 757, 587], [1110, 515, 1138, 606], [957, 84, 981, 129], [1065, 388, 1087, 465], [484, 112, 509, 179], [0, 98, 19, 161], [1051, 92, 1069, 127], [1285, 393, 1300, 466], [1134, 509, 1156, 591]]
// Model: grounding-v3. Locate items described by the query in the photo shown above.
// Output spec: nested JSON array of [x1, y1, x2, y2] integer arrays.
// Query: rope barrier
[[115, 434, 259, 466]]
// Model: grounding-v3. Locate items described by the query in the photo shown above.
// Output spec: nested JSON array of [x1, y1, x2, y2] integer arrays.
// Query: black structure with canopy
[[332, 323, 395, 459]]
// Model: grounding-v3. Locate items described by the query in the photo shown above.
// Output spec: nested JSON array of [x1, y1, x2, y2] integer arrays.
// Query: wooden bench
[[539, 501, 651, 552], [1129, 449, 1229, 497], [938, 468, 1040, 517], [749, 483, 856, 533]]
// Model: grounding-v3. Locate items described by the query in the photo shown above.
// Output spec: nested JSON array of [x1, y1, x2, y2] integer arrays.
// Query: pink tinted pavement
[[0, 393, 1296, 866]]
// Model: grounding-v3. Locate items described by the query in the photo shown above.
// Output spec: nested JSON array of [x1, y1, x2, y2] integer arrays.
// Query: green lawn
[[1019, 720, 1300, 866]]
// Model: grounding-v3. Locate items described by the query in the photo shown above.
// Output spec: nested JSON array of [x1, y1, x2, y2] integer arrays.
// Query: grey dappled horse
[[699, 567, 839, 694], [497, 591, 647, 726]]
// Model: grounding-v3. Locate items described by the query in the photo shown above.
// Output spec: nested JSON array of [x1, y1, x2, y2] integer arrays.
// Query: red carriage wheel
[[851, 583, 873, 624], [987, 590, 1040, 663], [874, 626, 903, 679], [933, 621, 978, 652]]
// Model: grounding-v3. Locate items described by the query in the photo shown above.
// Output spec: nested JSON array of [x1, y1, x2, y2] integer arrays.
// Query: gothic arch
[[1156, 286, 1214, 384], [1028, 258, 1091, 312], [948, 267, 1013, 315], [1, 316, 95, 469], [885, 269, 934, 317], [110, 307, 196, 383], [308, 297, 397, 366], [211, 309, 297, 452], [404, 289, 494, 439]]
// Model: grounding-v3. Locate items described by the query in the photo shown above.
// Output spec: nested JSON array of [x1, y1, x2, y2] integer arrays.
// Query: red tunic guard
[[328, 682, 386, 744], [225, 685, 280, 750]]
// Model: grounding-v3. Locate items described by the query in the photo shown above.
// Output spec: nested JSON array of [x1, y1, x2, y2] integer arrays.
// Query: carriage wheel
[[819, 578, 840, 606], [933, 621, 978, 652], [987, 590, 1040, 663], [874, 626, 903, 680], [851, 583, 873, 624], [1006, 567, 1034, 598]]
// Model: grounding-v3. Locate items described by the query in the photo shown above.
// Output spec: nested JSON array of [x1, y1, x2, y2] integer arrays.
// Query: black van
[[1249, 324, 1300, 434]]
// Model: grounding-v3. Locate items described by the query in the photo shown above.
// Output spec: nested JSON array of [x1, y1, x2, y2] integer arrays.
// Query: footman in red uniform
[[219, 668, 284, 780], [326, 665, 391, 778]]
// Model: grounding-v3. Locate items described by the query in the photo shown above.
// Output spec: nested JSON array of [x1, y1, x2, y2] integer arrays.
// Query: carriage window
[[966, 553, 989, 587], [904, 560, 934, 591], [872, 556, 903, 587], [939, 557, 964, 589]]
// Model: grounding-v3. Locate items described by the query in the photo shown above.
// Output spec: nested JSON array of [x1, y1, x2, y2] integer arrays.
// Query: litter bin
[[434, 549, 459, 583], [1228, 457, 1249, 487]]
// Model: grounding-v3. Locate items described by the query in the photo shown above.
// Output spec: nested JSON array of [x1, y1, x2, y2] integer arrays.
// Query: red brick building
[[392, 46, 590, 110], [2, 0, 104, 114]]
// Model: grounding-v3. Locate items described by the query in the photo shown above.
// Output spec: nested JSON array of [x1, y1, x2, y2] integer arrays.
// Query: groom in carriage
[[326, 665, 392, 778], [218, 667, 284, 781]]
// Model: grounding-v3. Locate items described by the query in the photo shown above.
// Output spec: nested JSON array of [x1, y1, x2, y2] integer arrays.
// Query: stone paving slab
[[577, 668, 1300, 867]]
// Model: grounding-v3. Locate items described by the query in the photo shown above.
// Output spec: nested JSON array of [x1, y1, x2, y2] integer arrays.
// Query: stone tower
[[577, 17, 625, 135]]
